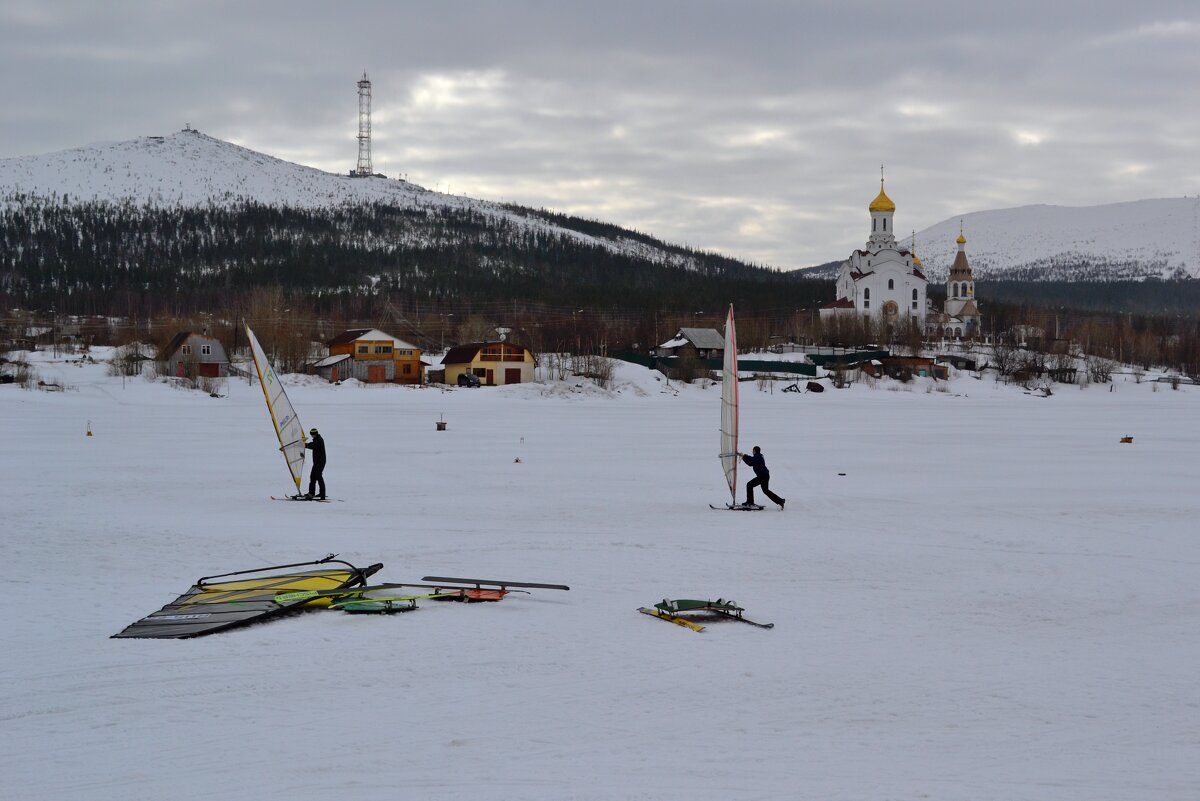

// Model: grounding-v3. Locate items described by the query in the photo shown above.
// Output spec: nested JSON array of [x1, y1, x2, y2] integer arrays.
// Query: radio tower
[[354, 72, 373, 176]]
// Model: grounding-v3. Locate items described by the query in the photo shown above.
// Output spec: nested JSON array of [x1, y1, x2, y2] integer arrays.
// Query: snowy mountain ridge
[[0, 128, 700, 270], [909, 197, 1200, 282]]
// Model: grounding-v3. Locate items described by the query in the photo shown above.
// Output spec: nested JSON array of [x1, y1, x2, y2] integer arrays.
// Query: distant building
[[925, 225, 983, 340], [820, 177, 928, 329], [655, 328, 724, 360], [161, 331, 229, 378], [442, 342, 535, 386], [323, 328, 423, 384]]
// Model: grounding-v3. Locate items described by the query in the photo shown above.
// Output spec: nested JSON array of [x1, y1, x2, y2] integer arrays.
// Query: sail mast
[[244, 323, 306, 493], [719, 304, 739, 504]]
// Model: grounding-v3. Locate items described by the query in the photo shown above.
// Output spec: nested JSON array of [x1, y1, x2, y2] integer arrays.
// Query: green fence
[[612, 350, 890, 377]]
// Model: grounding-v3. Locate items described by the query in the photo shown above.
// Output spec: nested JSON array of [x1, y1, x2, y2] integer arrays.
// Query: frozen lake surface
[[3, 351, 1198, 800]]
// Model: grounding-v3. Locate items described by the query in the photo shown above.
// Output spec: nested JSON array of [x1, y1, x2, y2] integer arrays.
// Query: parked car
[[457, 372, 481, 387]]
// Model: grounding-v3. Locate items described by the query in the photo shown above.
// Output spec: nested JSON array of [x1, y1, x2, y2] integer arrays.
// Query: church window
[[883, 218, 887, 231], [873, 218, 877, 232], [912, 288, 918, 300], [888, 279, 894, 290], [952, 282, 959, 297], [912, 300, 918, 310], [863, 288, 870, 300], [967, 284, 973, 296], [955, 327, 963, 338]]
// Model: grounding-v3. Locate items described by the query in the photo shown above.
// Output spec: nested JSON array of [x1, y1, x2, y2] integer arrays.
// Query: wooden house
[[324, 328, 423, 384], [655, 328, 725, 360], [442, 342, 535, 386], [161, 331, 230, 378], [880, 356, 935, 380]]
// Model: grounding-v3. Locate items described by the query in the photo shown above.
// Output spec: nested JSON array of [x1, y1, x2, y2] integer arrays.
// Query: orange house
[[324, 328, 423, 384]]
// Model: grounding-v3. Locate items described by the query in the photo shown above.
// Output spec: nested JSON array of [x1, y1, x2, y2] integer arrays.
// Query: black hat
[[309, 428, 319, 434]]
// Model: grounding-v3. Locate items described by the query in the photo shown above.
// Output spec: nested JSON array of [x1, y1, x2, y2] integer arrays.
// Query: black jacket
[[305, 434, 326, 468], [741, 451, 769, 478]]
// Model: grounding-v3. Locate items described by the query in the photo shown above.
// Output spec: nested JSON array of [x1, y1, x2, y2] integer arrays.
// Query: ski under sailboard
[[276, 577, 568, 605], [332, 592, 457, 613], [271, 495, 342, 503], [710, 503, 764, 511], [639, 598, 774, 632]]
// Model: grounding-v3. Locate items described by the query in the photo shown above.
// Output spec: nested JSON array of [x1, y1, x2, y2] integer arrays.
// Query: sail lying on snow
[[245, 322, 306, 493], [112, 557, 382, 639], [719, 304, 739, 505]]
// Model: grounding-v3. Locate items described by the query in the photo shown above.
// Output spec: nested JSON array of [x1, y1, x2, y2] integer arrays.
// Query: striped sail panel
[[245, 323, 305, 492], [720, 304, 739, 504], [112, 565, 381, 639]]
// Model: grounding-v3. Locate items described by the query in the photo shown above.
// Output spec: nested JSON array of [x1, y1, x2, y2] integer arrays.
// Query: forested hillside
[[0, 195, 828, 318]]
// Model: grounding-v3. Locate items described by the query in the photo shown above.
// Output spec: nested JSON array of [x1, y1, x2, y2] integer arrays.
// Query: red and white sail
[[719, 304, 739, 504]]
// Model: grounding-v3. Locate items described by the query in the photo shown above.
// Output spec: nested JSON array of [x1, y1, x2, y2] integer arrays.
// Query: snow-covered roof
[[327, 328, 420, 350], [668, 328, 724, 350], [312, 354, 351, 368]]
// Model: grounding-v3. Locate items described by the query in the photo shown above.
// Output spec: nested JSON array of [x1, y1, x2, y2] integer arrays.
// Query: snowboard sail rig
[[245, 322, 306, 494], [112, 555, 382, 639], [719, 304, 739, 505], [639, 598, 774, 631]]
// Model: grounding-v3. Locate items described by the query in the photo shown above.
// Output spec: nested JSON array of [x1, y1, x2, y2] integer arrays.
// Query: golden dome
[[869, 178, 895, 213], [956, 232, 967, 245]]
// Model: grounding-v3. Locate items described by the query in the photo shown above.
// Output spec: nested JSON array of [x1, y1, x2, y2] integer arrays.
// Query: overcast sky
[[2, 1, 1198, 268]]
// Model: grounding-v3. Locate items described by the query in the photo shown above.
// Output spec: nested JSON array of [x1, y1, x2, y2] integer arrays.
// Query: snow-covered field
[[3, 351, 1198, 801]]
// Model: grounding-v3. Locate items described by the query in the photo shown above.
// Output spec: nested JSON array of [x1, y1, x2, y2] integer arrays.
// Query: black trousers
[[746, 475, 783, 505], [307, 466, 326, 498]]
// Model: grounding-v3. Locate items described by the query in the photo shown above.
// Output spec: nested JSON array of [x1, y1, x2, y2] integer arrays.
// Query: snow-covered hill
[[911, 198, 1200, 282], [0, 128, 698, 269]]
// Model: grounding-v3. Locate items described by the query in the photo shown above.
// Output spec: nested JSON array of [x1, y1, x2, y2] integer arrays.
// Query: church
[[923, 224, 982, 340], [820, 177, 983, 341], [820, 177, 928, 328]]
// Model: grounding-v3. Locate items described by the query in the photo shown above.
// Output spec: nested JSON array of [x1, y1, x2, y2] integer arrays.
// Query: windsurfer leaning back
[[740, 445, 785, 510], [304, 428, 326, 500]]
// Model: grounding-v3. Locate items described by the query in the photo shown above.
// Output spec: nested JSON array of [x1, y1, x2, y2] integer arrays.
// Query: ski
[[332, 592, 456, 613], [710, 503, 764, 511], [706, 608, 775, 629], [637, 607, 704, 632], [270, 495, 342, 503]]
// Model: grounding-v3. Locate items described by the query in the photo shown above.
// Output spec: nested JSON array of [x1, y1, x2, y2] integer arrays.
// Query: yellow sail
[[245, 323, 305, 492]]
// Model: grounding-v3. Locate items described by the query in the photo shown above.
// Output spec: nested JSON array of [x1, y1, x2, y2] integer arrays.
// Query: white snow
[[3, 351, 1199, 800], [0, 130, 700, 270], [912, 198, 1200, 281]]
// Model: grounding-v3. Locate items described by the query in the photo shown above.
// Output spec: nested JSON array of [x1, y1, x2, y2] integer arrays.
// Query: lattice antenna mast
[[355, 72, 373, 176]]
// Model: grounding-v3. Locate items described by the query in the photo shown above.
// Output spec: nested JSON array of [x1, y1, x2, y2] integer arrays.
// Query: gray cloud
[[2, 0, 1198, 267]]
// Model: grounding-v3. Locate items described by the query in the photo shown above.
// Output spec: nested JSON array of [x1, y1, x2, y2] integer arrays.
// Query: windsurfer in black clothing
[[304, 428, 326, 500], [740, 445, 785, 510]]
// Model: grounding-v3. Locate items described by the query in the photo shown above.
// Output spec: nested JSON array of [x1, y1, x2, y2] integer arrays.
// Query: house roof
[[162, 331, 192, 357], [820, 298, 856, 310], [327, 328, 420, 350], [312, 354, 352, 368], [673, 328, 724, 350]]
